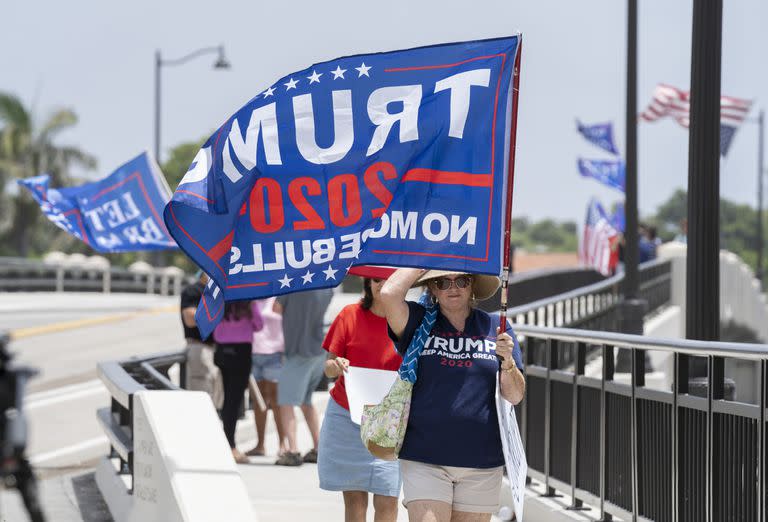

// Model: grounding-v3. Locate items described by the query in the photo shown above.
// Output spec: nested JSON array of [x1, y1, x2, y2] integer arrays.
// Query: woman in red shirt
[[318, 271, 403, 522]]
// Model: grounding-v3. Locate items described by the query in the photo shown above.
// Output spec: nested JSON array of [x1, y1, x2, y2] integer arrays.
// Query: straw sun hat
[[413, 270, 500, 301]]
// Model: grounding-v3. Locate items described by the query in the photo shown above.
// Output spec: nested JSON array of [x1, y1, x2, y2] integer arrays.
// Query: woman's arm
[[324, 354, 349, 378], [495, 329, 526, 404], [500, 364, 526, 405], [251, 301, 264, 332], [379, 268, 427, 338]]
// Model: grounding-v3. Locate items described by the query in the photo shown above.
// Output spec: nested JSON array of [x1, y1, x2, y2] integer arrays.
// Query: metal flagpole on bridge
[[499, 41, 523, 329]]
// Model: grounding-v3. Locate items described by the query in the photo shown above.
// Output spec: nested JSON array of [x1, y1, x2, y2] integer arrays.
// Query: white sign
[[345, 366, 399, 424], [496, 387, 527, 521]]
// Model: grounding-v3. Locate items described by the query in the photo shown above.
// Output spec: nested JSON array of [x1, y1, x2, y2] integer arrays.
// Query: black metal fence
[[515, 324, 768, 522], [507, 258, 671, 333]]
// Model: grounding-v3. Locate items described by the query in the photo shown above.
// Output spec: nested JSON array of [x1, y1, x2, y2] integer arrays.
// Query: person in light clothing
[[181, 271, 220, 406], [318, 271, 403, 522], [246, 296, 288, 457], [380, 268, 525, 522], [274, 289, 333, 466]]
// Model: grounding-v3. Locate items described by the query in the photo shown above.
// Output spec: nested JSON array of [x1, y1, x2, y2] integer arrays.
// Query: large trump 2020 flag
[[164, 36, 522, 338]]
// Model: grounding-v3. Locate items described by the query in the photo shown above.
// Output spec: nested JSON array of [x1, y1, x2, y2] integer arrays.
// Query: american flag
[[639, 83, 752, 156], [580, 199, 619, 276]]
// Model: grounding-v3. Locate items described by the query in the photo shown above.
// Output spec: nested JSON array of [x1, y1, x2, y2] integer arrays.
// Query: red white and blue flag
[[580, 199, 619, 276], [163, 37, 523, 338], [639, 84, 752, 156]]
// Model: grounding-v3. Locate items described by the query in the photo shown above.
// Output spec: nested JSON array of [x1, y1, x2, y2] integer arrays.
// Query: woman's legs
[[406, 500, 452, 522], [258, 380, 288, 454], [449, 512, 491, 522], [342, 491, 368, 522], [216, 347, 251, 449], [372, 494, 398, 522], [250, 379, 267, 454]]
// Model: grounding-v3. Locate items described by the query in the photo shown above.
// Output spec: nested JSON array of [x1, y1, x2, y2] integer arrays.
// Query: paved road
[[0, 293, 183, 481], [1, 290, 358, 475]]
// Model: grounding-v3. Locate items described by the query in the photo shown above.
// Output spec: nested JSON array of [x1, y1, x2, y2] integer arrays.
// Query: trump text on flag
[[162, 37, 522, 337]]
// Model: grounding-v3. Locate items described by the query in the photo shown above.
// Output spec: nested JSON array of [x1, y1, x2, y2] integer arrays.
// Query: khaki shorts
[[400, 460, 503, 514]]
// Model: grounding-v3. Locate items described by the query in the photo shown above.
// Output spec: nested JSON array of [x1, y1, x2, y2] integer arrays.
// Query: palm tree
[[0, 92, 96, 256]]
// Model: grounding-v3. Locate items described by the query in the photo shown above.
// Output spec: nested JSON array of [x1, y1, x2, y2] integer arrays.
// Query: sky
[[2, 0, 766, 227]]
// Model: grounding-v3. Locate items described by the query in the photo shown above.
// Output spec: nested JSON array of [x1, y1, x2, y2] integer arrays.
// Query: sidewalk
[[234, 392, 604, 522]]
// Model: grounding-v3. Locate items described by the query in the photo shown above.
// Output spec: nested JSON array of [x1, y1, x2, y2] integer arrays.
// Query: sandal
[[275, 451, 303, 466], [245, 447, 265, 457], [302, 448, 318, 463]]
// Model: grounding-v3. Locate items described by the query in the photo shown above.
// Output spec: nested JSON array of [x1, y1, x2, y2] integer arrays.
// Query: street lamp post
[[152, 45, 230, 266], [154, 45, 230, 166]]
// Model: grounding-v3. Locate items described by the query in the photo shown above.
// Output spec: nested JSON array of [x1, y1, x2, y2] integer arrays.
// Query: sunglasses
[[433, 276, 472, 290]]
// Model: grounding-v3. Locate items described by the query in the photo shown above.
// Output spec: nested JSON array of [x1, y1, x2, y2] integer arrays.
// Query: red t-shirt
[[322, 303, 403, 410]]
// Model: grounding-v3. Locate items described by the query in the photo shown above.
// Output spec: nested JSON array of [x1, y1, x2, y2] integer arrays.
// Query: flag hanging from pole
[[580, 198, 619, 276], [163, 36, 523, 339], [639, 83, 752, 156], [17, 152, 177, 253], [576, 120, 620, 155]]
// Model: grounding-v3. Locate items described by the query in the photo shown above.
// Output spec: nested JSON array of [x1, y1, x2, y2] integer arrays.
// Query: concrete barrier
[[97, 391, 256, 522]]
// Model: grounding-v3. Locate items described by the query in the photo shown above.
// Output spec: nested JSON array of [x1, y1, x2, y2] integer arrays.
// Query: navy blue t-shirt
[[389, 301, 523, 468]]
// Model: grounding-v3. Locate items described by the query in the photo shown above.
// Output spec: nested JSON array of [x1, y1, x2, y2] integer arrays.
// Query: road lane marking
[[10, 304, 179, 340], [26, 379, 103, 402], [29, 436, 108, 465], [27, 386, 107, 410]]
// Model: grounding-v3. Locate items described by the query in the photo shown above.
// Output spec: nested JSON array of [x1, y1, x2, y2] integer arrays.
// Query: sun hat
[[413, 270, 500, 301]]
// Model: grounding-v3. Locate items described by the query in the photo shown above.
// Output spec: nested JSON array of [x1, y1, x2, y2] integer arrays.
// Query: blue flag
[[576, 120, 620, 156], [18, 152, 177, 253], [577, 158, 626, 192], [163, 36, 523, 339]]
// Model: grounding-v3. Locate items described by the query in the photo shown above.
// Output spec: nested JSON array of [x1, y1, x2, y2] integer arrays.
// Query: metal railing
[[514, 323, 768, 522], [96, 350, 186, 489], [507, 258, 672, 331], [0, 256, 186, 295]]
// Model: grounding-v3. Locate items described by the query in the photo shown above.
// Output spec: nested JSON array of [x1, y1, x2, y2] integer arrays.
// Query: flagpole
[[616, 0, 647, 379], [499, 39, 523, 331]]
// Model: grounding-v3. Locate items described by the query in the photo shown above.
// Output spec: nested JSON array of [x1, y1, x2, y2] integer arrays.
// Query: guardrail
[[515, 323, 768, 522], [507, 258, 672, 331], [0, 256, 187, 295], [96, 351, 187, 487]]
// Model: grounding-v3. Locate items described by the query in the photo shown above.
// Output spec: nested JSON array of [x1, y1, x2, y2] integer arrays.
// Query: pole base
[[616, 298, 650, 373]]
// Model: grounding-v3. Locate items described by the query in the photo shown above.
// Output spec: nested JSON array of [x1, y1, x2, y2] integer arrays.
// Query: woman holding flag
[[380, 268, 525, 522], [318, 267, 403, 522]]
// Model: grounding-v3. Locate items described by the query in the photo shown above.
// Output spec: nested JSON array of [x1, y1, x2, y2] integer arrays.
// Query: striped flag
[[639, 83, 752, 156], [580, 199, 619, 276]]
